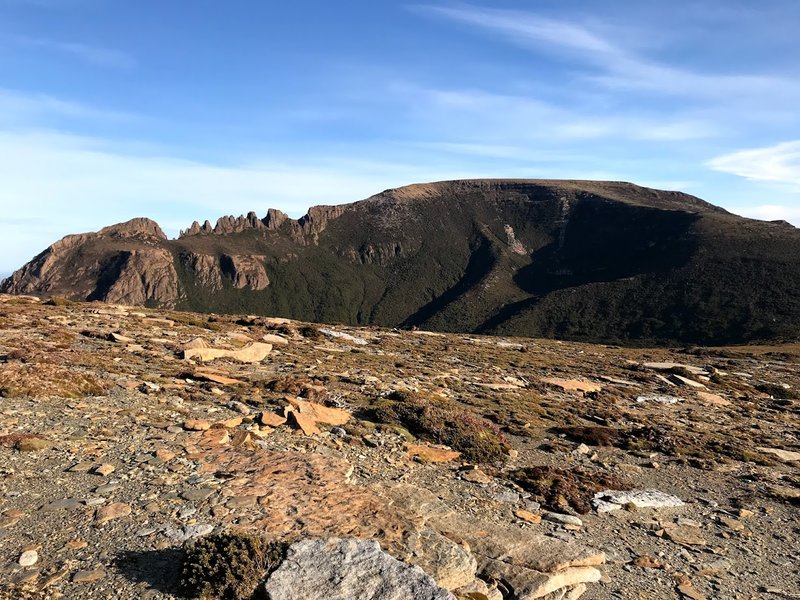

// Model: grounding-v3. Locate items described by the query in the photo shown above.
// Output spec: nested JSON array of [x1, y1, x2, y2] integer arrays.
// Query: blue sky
[[1, 0, 799, 274]]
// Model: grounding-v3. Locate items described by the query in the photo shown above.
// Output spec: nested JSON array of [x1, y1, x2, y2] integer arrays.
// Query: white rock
[[636, 394, 681, 405], [593, 489, 684, 513], [264, 537, 454, 600], [318, 328, 369, 346], [19, 549, 38, 566], [542, 512, 583, 527], [757, 447, 800, 462]]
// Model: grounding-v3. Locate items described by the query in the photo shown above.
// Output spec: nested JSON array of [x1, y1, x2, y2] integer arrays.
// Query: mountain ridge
[[3, 178, 799, 345]]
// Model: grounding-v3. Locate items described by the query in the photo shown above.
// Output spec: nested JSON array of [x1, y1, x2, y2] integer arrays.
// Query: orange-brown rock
[[288, 410, 321, 436], [183, 342, 272, 363], [406, 443, 461, 463], [285, 397, 350, 426], [192, 368, 243, 385], [259, 411, 288, 427], [541, 377, 603, 395]]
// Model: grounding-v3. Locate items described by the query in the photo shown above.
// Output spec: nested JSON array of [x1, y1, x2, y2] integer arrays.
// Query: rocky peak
[[296, 205, 347, 236], [98, 218, 167, 240], [179, 209, 291, 238]]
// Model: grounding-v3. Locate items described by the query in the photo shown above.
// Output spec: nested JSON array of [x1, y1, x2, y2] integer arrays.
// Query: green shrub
[[180, 532, 288, 600]]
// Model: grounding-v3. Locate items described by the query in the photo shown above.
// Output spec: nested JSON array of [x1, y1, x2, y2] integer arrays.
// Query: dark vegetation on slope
[[3, 179, 800, 345]]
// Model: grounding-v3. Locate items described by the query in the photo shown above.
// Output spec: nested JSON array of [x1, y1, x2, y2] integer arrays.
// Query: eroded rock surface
[[0, 297, 797, 600]]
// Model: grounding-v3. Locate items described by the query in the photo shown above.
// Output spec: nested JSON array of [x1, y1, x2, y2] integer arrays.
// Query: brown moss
[[298, 325, 322, 339], [0, 365, 108, 399], [755, 383, 799, 399], [180, 532, 288, 600], [366, 391, 511, 464], [553, 425, 621, 447], [265, 376, 326, 401], [511, 465, 629, 514]]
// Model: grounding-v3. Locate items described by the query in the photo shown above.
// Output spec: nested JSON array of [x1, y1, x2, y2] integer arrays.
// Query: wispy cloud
[[398, 84, 718, 142], [415, 4, 800, 101], [0, 87, 137, 123], [10, 35, 135, 68], [707, 141, 800, 186]]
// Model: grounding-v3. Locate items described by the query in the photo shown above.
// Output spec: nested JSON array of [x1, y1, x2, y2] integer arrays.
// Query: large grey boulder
[[264, 537, 455, 600]]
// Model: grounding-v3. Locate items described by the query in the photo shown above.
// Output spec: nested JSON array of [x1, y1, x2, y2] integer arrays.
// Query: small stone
[[95, 484, 120, 494], [139, 381, 161, 394], [94, 463, 115, 476], [95, 502, 132, 524], [154, 448, 175, 462], [225, 495, 258, 509], [406, 443, 461, 463], [219, 416, 244, 429], [718, 516, 744, 531], [183, 524, 214, 539], [181, 488, 215, 502], [666, 526, 707, 546], [259, 411, 288, 427], [19, 549, 39, 566], [183, 419, 211, 431], [462, 469, 493, 484], [72, 567, 106, 583], [542, 512, 583, 527], [227, 400, 251, 415], [65, 540, 88, 550], [200, 428, 230, 445], [634, 554, 663, 569], [67, 462, 95, 473], [513, 509, 542, 524], [42, 498, 83, 511]]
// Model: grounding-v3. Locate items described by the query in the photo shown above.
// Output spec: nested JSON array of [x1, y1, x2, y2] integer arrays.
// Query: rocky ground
[[0, 294, 798, 599]]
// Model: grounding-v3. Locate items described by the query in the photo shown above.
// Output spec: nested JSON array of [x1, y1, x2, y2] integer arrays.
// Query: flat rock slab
[[285, 397, 350, 426], [757, 446, 800, 462], [192, 368, 244, 385], [593, 490, 684, 513], [183, 342, 272, 363], [668, 374, 707, 389], [406, 443, 461, 463], [636, 394, 681, 405], [696, 391, 731, 407], [642, 362, 706, 375], [264, 538, 454, 600], [541, 378, 602, 395]]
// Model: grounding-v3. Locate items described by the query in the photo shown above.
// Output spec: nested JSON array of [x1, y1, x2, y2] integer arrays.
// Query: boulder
[[264, 538, 455, 600]]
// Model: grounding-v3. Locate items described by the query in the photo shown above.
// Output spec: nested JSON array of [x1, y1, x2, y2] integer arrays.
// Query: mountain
[[3, 179, 800, 344]]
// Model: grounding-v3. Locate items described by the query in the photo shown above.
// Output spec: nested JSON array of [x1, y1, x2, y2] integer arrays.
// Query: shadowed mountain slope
[[3, 179, 799, 344]]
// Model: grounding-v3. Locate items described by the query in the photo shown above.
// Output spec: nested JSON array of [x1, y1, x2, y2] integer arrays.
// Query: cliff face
[[3, 179, 800, 345]]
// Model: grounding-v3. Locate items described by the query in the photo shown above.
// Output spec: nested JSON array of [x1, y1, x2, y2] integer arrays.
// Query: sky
[[1, 0, 799, 274]]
